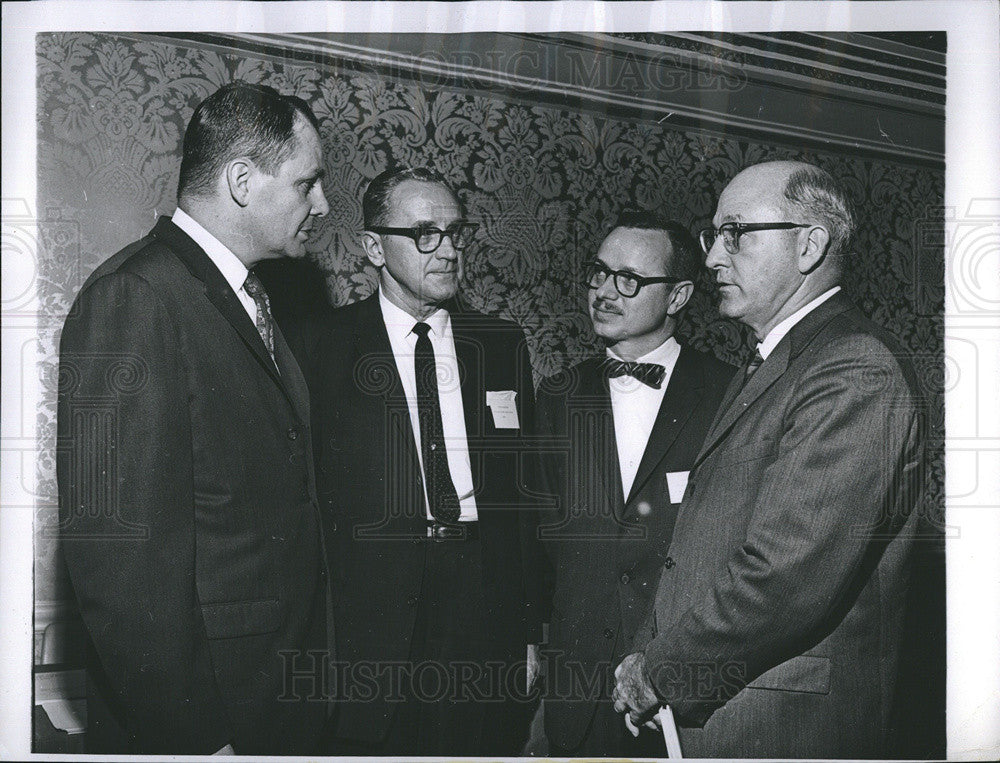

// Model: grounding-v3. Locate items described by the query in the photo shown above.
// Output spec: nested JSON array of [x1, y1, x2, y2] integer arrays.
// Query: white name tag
[[486, 390, 519, 429], [665, 471, 690, 504]]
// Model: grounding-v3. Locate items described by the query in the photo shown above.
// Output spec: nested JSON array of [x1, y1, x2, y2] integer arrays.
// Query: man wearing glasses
[[292, 167, 540, 756], [613, 161, 924, 757], [536, 209, 734, 757]]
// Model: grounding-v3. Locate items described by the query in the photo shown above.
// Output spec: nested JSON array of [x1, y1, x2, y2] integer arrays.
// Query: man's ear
[[226, 159, 253, 208], [665, 280, 694, 316], [361, 231, 385, 267], [798, 225, 831, 274]]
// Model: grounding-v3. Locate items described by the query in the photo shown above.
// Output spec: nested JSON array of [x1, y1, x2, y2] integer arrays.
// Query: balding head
[[705, 160, 854, 338]]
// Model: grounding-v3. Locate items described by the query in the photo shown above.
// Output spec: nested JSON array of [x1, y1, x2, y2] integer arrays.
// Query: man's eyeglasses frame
[[582, 260, 686, 298], [699, 222, 810, 255], [368, 222, 480, 254]]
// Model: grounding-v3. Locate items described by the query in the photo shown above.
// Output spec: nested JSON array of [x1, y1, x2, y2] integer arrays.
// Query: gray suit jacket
[[638, 293, 924, 758]]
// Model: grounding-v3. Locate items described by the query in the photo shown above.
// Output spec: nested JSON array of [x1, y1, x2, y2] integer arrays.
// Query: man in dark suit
[[57, 83, 332, 755], [292, 167, 539, 757], [536, 210, 734, 757], [613, 161, 925, 757]]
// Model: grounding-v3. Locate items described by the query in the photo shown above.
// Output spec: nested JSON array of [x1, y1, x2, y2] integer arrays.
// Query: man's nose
[[594, 275, 619, 301], [436, 233, 459, 260], [310, 182, 330, 217], [703, 237, 727, 270]]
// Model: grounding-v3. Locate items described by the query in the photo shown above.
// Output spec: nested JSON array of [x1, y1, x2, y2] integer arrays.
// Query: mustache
[[591, 298, 622, 314]]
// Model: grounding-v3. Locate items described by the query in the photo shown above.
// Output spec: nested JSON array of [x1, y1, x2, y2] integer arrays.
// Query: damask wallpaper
[[34, 33, 944, 617]]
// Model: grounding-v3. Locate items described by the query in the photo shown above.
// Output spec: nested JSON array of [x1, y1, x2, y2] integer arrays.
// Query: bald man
[[613, 161, 925, 757]]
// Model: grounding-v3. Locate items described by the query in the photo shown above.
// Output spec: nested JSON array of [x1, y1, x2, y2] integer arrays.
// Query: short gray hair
[[782, 165, 855, 261]]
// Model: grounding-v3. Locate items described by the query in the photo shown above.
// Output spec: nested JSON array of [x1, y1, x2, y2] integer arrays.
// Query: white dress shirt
[[607, 335, 682, 500], [379, 290, 478, 521], [757, 286, 841, 360], [172, 207, 256, 323]]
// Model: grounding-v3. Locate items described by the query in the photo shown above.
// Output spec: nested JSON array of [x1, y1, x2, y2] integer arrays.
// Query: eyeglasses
[[368, 222, 479, 253], [698, 222, 810, 255], [583, 260, 684, 298]]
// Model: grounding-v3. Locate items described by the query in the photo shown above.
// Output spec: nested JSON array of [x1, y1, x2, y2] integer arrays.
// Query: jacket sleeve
[[523, 372, 571, 635], [642, 336, 923, 725], [57, 271, 233, 753], [513, 328, 551, 642]]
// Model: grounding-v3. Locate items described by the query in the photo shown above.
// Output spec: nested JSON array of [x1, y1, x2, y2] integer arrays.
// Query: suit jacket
[[638, 293, 925, 758], [536, 347, 735, 751], [57, 217, 330, 755], [289, 293, 540, 744]]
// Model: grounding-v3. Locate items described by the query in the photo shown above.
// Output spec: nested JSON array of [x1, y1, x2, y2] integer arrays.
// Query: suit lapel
[[573, 359, 627, 523], [273, 325, 316, 498], [152, 217, 290, 398], [449, 312, 484, 499], [624, 346, 704, 507], [698, 343, 790, 464], [694, 292, 854, 468], [351, 295, 418, 453]]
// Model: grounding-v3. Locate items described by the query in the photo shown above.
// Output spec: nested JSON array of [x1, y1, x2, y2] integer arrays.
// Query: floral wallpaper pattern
[[34, 33, 944, 606]]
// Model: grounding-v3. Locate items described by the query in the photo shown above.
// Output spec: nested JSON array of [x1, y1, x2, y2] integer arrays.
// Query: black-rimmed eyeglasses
[[583, 260, 685, 298], [368, 222, 479, 253], [699, 222, 810, 255]]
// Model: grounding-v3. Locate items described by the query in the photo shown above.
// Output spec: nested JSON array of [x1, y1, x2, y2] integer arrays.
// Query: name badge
[[486, 390, 519, 429], [665, 471, 690, 504]]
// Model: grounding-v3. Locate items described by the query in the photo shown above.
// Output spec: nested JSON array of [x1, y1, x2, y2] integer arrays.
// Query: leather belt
[[426, 521, 479, 541]]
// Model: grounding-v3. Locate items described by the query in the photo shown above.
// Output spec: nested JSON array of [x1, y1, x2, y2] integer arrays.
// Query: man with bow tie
[[535, 208, 734, 757]]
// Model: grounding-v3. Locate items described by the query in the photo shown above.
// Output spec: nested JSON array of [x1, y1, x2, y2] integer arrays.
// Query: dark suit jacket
[[639, 293, 925, 758], [535, 347, 734, 751], [57, 217, 330, 755], [290, 293, 540, 744]]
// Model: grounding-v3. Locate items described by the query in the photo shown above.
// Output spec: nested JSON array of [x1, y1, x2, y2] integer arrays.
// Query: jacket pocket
[[746, 654, 831, 694], [201, 598, 282, 639]]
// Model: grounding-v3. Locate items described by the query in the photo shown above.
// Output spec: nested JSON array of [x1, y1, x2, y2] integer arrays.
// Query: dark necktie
[[412, 322, 462, 524], [243, 272, 276, 364], [601, 358, 666, 389], [743, 349, 764, 386]]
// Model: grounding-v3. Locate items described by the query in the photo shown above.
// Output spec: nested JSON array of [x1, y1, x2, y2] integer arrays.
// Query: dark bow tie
[[601, 358, 666, 389]]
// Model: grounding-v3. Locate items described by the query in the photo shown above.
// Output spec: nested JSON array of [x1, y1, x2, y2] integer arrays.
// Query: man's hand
[[613, 652, 659, 724], [526, 643, 540, 694]]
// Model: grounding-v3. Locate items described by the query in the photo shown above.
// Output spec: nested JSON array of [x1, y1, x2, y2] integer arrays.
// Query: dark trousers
[[329, 534, 532, 757]]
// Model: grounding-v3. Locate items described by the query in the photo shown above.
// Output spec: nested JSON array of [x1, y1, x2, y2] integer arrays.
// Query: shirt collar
[[607, 335, 680, 366], [172, 207, 249, 294], [758, 286, 841, 359], [378, 287, 450, 340]]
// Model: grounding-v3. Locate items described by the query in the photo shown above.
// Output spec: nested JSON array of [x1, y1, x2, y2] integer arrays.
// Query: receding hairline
[[602, 224, 677, 273], [381, 178, 461, 223]]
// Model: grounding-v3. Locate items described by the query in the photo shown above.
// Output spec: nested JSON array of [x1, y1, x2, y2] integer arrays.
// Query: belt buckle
[[428, 522, 466, 541]]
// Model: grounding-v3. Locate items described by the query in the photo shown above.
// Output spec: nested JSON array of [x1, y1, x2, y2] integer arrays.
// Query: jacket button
[[620, 573, 630, 585], [287, 428, 298, 440], [603, 628, 614, 640], [329, 522, 337, 532], [407, 595, 419, 606], [664, 557, 676, 569]]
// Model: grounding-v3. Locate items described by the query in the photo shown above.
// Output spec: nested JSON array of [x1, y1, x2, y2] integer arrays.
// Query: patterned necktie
[[743, 349, 765, 386], [412, 322, 461, 524], [243, 271, 276, 364], [601, 358, 667, 389]]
